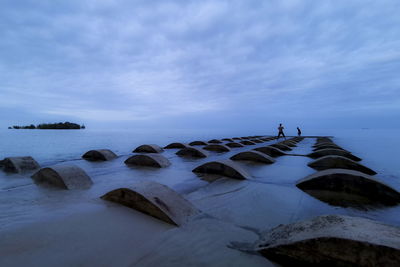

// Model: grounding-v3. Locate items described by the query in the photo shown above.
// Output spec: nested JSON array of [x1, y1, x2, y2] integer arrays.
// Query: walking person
[[297, 127, 302, 137], [277, 123, 286, 139]]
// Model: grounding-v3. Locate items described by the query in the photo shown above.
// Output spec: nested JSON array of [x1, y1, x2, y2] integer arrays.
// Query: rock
[[125, 154, 171, 168], [192, 160, 250, 180], [133, 144, 164, 153], [225, 142, 244, 148], [164, 142, 188, 149], [1, 156, 40, 173], [101, 181, 201, 226], [82, 149, 117, 161], [31, 165, 93, 189], [203, 144, 231, 152], [240, 140, 256, 145], [307, 149, 361, 161], [297, 169, 400, 207], [189, 141, 208, 146], [230, 151, 275, 164], [253, 215, 400, 267], [254, 146, 286, 157], [221, 138, 234, 142], [176, 147, 208, 158], [208, 139, 222, 144], [270, 143, 292, 151], [308, 156, 376, 175]]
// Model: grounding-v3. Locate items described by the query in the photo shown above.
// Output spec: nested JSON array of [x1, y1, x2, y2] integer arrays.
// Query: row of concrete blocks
[[0, 135, 276, 173], [242, 139, 397, 265], [2, 144, 400, 265], [297, 137, 400, 208]]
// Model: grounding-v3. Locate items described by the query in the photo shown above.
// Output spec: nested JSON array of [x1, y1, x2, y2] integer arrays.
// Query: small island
[[8, 122, 86, 130]]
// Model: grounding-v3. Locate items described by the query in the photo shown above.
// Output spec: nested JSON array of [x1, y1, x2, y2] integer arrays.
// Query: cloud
[[0, 0, 399, 128]]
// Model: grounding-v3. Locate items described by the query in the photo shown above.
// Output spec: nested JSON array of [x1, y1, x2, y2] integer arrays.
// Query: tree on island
[[8, 122, 85, 130]]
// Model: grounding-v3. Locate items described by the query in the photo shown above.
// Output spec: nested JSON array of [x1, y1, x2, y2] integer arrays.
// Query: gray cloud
[[0, 0, 399, 129]]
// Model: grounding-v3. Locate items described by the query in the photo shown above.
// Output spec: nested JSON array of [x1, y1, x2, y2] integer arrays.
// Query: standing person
[[277, 123, 286, 139], [297, 127, 302, 136]]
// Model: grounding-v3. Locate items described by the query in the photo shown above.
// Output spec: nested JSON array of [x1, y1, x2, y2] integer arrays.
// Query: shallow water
[[0, 128, 399, 266]]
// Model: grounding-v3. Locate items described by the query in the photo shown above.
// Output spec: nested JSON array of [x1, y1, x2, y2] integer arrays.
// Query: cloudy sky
[[1, 0, 399, 130]]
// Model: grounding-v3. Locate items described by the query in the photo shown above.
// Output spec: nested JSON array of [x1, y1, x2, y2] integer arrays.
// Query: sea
[[1, 128, 400, 265]]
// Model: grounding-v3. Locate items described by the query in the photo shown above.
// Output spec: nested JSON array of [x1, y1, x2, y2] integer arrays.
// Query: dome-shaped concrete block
[[164, 142, 188, 149], [308, 149, 361, 162], [240, 140, 256, 145], [254, 146, 287, 157], [270, 143, 292, 151], [308, 156, 376, 175], [208, 139, 222, 144], [253, 215, 400, 266], [230, 151, 275, 164], [101, 181, 201, 226], [281, 141, 297, 147], [176, 147, 208, 158], [313, 144, 344, 151], [225, 142, 244, 148], [221, 138, 234, 142], [133, 144, 164, 153], [125, 154, 171, 168], [82, 149, 117, 161], [312, 141, 335, 148], [189, 141, 207, 146], [203, 144, 231, 152], [250, 139, 263, 143], [192, 160, 250, 180], [297, 169, 400, 207], [232, 137, 242, 140], [31, 165, 93, 190], [1, 156, 40, 173]]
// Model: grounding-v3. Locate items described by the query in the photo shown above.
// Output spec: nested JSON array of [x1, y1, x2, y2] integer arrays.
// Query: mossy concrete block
[[1, 156, 40, 173], [253, 215, 400, 266], [240, 140, 256, 145], [308, 156, 376, 175], [31, 165, 93, 189], [225, 142, 244, 148], [230, 151, 275, 164], [192, 160, 250, 180], [254, 146, 286, 157], [164, 143, 188, 149], [101, 181, 201, 226], [176, 147, 208, 158], [270, 143, 292, 151], [297, 169, 400, 207], [203, 144, 230, 152], [82, 149, 117, 161], [189, 141, 207, 146], [133, 144, 164, 153], [308, 149, 361, 162], [125, 154, 171, 168]]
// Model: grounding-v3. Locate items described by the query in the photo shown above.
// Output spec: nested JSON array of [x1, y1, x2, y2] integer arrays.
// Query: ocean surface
[[1, 128, 400, 266], [1, 128, 399, 176]]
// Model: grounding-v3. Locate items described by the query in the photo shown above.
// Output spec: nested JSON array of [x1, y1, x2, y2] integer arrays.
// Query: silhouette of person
[[297, 127, 302, 136], [277, 123, 286, 139]]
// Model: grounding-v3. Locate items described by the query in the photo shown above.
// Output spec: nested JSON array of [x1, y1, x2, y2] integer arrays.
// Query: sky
[[0, 0, 399, 131]]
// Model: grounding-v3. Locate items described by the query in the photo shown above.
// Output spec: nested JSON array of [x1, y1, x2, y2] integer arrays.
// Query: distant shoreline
[[8, 122, 85, 130]]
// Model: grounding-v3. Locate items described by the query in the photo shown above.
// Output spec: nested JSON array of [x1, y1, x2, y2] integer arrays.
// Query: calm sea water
[[0, 128, 399, 176], [1, 128, 399, 232]]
